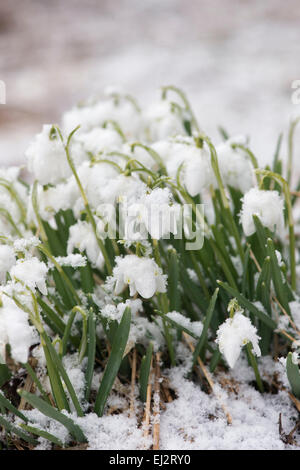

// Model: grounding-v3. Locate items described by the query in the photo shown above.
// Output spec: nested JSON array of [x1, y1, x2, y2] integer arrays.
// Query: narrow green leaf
[[0, 392, 28, 422], [18, 391, 87, 443], [167, 249, 181, 311], [0, 364, 11, 388], [20, 423, 64, 447], [0, 415, 37, 445], [95, 307, 131, 417], [23, 362, 51, 405], [139, 343, 153, 402], [85, 310, 96, 401], [286, 352, 300, 399], [192, 288, 218, 365], [267, 238, 292, 313], [42, 332, 84, 417], [42, 341, 70, 412]]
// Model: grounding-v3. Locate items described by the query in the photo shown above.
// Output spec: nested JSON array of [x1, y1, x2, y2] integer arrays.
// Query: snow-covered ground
[[1, 0, 300, 167]]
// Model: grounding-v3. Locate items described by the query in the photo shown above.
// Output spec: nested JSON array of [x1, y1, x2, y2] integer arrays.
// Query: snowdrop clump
[[0, 87, 299, 450]]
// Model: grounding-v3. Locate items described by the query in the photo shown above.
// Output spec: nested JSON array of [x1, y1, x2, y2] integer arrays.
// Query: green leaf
[[94, 307, 131, 417], [167, 249, 181, 311], [267, 238, 292, 313], [286, 352, 300, 399], [0, 364, 11, 388], [192, 288, 218, 365], [139, 343, 153, 402], [42, 332, 84, 417], [0, 391, 28, 422], [20, 423, 64, 447], [85, 310, 96, 401], [42, 339, 70, 412], [23, 362, 51, 405], [18, 391, 87, 443], [0, 414, 38, 445]]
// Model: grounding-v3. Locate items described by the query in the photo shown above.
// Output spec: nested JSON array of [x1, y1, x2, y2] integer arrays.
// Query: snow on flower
[[216, 136, 255, 193], [152, 139, 214, 197], [111, 255, 167, 299], [62, 94, 142, 140], [76, 127, 123, 154], [0, 294, 37, 363], [67, 220, 104, 270], [0, 245, 16, 284], [124, 187, 180, 241], [216, 311, 261, 368], [240, 187, 285, 237], [10, 257, 48, 295], [144, 99, 185, 141], [25, 125, 86, 186]]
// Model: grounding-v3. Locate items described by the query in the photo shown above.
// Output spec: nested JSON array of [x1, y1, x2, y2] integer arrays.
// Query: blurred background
[[1, 0, 300, 167]]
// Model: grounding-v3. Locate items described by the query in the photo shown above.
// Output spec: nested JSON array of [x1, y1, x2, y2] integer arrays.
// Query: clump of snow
[[53, 254, 87, 269], [166, 311, 203, 338], [10, 257, 48, 295], [216, 312, 261, 368], [0, 294, 37, 363], [67, 220, 104, 269], [240, 187, 285, 237]]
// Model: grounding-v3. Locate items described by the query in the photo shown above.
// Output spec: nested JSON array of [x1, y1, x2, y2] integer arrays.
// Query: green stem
[[246, 343, 264, 393], [255, 169, 296, 290], [287, 117, 300, 186], [62, 126, 112, 275]]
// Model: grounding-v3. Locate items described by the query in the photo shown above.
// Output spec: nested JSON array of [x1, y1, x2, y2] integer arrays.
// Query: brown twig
[[153, 352, 161, 450], [142, 356, 153, 448]]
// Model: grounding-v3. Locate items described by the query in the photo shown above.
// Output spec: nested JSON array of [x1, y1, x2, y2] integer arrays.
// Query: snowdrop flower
[[144, 100, 185, 141], [111, 255, 167, 299], [62, 97, 142, 140], [27, 179, 79, 224], [216, 136, 254, 193], [153, 139, 214, 197], [26, 125, 70, 185], [0, 245, 16, 284], [216, 311, 261, 368], [126, 187, 180, 240], [76, 128, 123, 154], [240, 187, 285, 237], [76, 161, 120, 212], [67, 220, 104, 270], [10, 257, 48, 295], [0, 294, 37, 363], [26, 125, 86, 186]]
